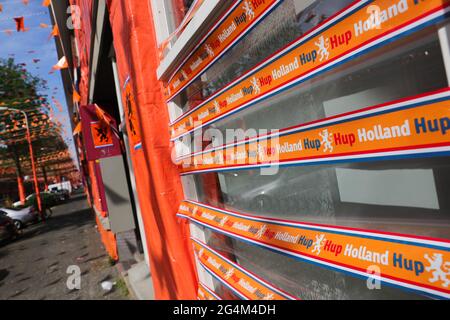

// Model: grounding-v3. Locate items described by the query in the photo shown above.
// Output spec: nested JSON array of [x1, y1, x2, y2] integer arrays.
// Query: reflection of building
[[52, 0, 450, 300]]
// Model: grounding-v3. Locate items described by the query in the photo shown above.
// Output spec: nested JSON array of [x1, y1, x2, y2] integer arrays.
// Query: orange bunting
[[14, 17, 25, 32], [52, 97, 64, 112], [72, 122, 82, 136], [95, 104, 114, 128], [0, 4, 3, 13], [40, 23, 49, 28], [72, 89, 81, 104], [52, 56, 68, 70], [50, 25, 59, 38], [42, 0, 51, 7]]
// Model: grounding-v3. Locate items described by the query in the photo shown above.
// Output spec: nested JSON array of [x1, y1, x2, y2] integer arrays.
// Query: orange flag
[[42, 0, 51, 7], [72, 89, 81, 104], [73, 122, 82, 136], [0, 4, 3, 12], [50, 25, 59, 37], [40, 23, 49, 28], [52, 56, 68, 70], [14, 17, 25, 32], [52, 97, 64, 112], [95, 104, 114, 127]]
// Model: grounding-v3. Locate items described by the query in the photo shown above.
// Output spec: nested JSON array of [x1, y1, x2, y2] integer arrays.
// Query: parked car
[[0, 206, 38, 229], [0, 213, 20, 243], [25, 192, 60, 209], [49, 188, 70, 202], [12, 199, 24, 208]]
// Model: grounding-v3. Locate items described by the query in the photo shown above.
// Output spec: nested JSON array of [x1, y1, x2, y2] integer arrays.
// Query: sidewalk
[[0, 193, 129, 300]]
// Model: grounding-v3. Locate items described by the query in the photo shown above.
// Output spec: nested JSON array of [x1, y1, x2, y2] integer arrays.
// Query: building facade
[[53, 0, 450, 300]]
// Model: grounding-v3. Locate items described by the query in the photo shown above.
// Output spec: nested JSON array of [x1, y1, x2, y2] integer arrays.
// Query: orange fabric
[[106, 0, 197, 299], [50, 25, 59, 37], [52, 56, 68, 70], [95, 216, 119, 261], [14, 17, 25, 32], [72, 122, 82, 136], [90, 121, 113, 148], [88, 160, 117, 260], [94, 104, 115, 127], [72, 88, 81, 103]]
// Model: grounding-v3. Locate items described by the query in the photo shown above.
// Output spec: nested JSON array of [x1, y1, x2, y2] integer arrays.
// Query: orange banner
[[197, 283, 221, 300], [181, 201, 450, 299], [164, 0, 281, 100], [192, 238, 298, 300], [170, 0, 450, 140], [178, 89, 450, 174]]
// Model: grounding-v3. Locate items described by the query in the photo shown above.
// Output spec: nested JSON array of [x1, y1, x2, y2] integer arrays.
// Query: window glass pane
[[192, 156, 450, 240], [211, 277, 241, 300], [174, 0, 354, 114], [182, 0, 450, 301], [202, 228, 432, 300], [166, 0, 197, 34], [201, 27, 446, 146]]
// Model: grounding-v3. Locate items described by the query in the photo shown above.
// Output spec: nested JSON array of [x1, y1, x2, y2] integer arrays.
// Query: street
[[0, 192, 129, 300]]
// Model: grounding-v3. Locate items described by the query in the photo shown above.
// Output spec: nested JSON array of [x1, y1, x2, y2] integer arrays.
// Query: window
[[172, 0, 355, 116], [203, 227, 431, 299], [176, 0, 450, 300]]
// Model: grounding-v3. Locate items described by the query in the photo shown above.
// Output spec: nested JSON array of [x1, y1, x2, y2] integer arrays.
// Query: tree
[[0, 58, 73, 202]]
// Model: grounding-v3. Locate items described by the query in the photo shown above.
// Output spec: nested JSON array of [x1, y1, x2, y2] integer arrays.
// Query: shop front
[[54, 0, 450, 300], [159, 0, 450, 300]]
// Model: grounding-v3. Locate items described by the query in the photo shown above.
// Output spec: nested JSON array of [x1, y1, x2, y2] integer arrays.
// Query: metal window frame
[[155, 0, 226, 80]]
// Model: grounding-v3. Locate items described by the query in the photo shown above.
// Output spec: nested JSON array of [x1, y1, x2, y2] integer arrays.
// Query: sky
[[0, 0, 77, 164]]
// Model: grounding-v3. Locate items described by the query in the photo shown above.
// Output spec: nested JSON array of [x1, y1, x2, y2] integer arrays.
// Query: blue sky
[[0, 0, 76, 162]]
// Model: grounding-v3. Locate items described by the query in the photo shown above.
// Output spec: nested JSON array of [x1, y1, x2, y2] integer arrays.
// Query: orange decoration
[[72, 89, 81, 104], [90, 122, 113, 148], [52, 56, 68, 70], [50, 25, 59, 38], [14, 17, 25, 32]]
